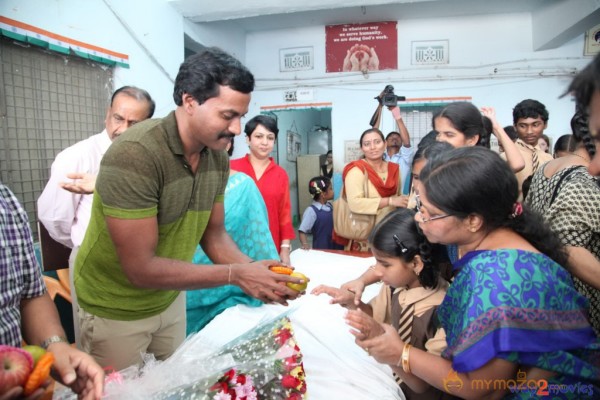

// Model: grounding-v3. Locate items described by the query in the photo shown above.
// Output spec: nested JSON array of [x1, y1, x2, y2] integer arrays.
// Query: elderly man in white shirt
[[37, 86, 154, 345]]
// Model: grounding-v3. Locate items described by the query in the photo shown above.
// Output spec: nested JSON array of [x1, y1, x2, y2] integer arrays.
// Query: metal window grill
[[0, 36, 112, 238]]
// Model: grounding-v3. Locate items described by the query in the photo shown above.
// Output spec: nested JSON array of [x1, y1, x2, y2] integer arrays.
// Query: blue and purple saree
[[439, 249, 599, 398]]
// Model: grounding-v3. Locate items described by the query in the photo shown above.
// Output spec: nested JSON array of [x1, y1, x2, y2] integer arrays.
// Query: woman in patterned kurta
[[526, 109, 600, 336], [356, 147, 599, 399]]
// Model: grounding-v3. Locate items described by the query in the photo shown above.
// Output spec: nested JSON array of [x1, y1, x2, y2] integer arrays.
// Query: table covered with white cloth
[[53, 250, 405, 399], [195, 249, 405, 400]]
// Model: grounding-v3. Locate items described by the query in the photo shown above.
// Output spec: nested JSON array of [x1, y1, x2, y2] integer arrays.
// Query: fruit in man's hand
[[0, 345, 34, 395], [286, 272, 308, 292], [23, 352, 55, 396], [22, 345, 46, 366], [270, 265, 293, 275]]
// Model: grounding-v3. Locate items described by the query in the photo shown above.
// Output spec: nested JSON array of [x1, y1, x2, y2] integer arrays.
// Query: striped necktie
[[518, 140, 539, 173], [391, 289, 415, 385], [397, 303, 415, 343]]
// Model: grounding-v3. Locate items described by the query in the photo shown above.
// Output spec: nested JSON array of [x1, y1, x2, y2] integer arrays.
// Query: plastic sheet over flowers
[[53, 314, 306, 399]]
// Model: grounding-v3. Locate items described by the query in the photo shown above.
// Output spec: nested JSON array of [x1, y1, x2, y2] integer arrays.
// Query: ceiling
[[167, 0, 555, 32]]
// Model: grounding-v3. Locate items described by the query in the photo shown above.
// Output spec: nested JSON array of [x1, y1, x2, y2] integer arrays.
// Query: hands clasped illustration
[[342, 44, 380, 72]]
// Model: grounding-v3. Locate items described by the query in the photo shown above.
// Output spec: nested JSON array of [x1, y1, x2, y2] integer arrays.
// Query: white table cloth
[[195, 249, 405, 400]]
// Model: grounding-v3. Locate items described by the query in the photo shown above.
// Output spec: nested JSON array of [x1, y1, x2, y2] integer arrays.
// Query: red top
[[230, 155, 296, 252]]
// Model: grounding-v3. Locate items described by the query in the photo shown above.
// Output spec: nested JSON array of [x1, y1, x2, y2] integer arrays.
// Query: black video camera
[[378, 85, 406, 107]]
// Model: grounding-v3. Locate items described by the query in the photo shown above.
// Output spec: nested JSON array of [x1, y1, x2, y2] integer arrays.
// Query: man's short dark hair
[[111, 86, 156, 118], [385, 131, 401, 140], [512, 99, 549, 124], [173, 47, 255, 106], [244, 115, 279, 139]]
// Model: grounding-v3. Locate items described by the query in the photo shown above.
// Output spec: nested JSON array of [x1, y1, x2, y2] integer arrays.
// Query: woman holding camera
[[335, 127, 408, 252]]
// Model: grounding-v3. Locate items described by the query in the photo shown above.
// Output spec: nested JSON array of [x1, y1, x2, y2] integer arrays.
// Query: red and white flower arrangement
[[210, 369, 257, 400]]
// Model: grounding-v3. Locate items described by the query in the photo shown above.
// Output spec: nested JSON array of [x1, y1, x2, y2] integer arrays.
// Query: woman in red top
[[230, 115, 295, 265]]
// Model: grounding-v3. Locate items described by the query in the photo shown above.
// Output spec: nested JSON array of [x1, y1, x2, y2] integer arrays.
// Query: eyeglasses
[[415, 194, 451, 223]]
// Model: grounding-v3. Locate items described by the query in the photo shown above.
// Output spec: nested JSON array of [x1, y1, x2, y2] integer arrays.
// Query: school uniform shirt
[[369, 277, 449, 356], [502, 138, 552, 201]]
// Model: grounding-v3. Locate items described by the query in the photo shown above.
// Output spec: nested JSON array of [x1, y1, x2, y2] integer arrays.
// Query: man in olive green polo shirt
[[74, 47, 302, 371]]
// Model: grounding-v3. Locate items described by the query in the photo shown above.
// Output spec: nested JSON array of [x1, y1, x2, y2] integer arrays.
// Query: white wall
[[244, 13, 591, 172], [1, 1, 594, 218], [183, 19, 247, 61]]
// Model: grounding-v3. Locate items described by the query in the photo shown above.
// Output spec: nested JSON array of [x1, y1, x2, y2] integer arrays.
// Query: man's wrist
[[41, 335, 69, 349]]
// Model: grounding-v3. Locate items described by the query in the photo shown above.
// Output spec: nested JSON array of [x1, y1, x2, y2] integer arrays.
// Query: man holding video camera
[[374, 86, 414, 194]]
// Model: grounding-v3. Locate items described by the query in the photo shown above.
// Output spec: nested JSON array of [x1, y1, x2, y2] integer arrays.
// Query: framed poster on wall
[[325, 21, 397, 73]]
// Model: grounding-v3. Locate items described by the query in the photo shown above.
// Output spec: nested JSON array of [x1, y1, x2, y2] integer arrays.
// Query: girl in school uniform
[[313, 208, 458, 399], [298, 176, 343, 250]]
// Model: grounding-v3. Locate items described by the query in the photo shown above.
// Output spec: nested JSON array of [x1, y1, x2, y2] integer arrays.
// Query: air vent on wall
[[411, 40, 449, 65], [280, 47, 314, 72]]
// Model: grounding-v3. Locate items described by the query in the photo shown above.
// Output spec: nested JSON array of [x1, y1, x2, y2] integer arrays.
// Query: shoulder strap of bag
[[549, 166, 585, 206]]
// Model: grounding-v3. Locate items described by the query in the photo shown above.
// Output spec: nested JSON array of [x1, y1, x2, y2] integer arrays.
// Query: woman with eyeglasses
[[334, 127, 408, 252], [354, 146, 600, 399]]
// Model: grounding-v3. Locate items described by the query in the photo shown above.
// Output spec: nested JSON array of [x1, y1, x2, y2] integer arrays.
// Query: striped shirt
[[0, 183, 46, 346]]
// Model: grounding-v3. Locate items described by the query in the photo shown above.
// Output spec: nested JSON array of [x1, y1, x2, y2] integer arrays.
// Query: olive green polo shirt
[[74, 111, 228, 320]]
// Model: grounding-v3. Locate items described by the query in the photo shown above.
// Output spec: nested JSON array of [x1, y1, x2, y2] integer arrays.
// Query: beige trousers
[[78, 291, 186, 371]]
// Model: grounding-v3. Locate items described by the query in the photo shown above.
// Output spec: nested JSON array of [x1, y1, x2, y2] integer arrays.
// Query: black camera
[[379, 85, 406, 107]]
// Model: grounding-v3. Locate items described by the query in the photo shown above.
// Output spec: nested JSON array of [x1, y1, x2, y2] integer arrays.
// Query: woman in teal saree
[[186, 171, 278, 334], [352, 147, 599, 399]]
